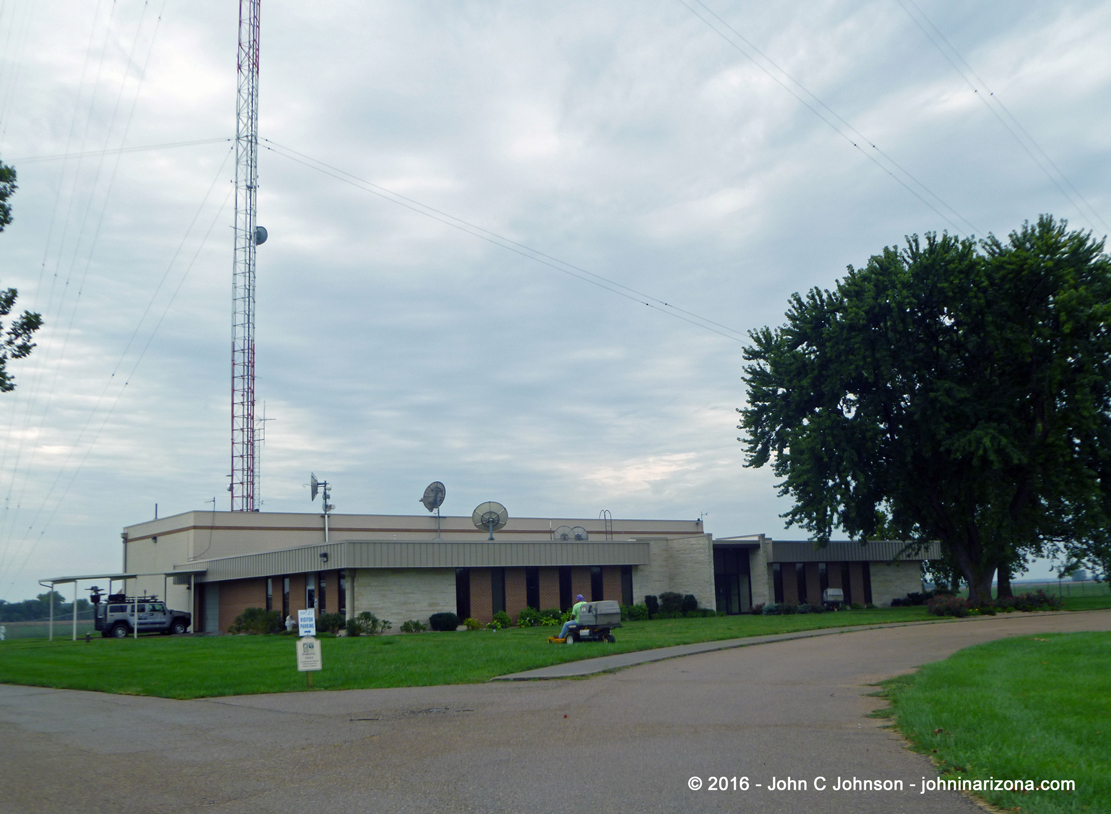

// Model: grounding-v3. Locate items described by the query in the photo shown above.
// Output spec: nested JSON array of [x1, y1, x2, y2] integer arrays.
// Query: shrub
[[463, 617, 482, 631], [762, 603, 782, 615], [345, 618, 362, 637], [354, 611, 391, 635], [400, 619, 427, 633], [1006, 590, 1063, 612], [927, 595, 970, 618], [429, 612, 460, 632], [781, 603, 798, 615], [492, 610, 512, 629], [749, 603, 765, 615], [228, 607, 282, 634], [849, 602, 864, 610], [681, 594, 699, 614], [658, 592, 683, 614], [684, 610, 701, 618], [539, 608, 563, 625], [702, 608, 717, 617], [317, 612, 346, 634], [797, 603, 825, 614], [485, 620, 502, 630], [517, 607, 542, 628], [644, 595, 659, 618], [890, 597, 908, 607]]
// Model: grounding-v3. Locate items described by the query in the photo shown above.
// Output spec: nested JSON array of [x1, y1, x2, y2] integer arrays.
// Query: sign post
[[296, 609, 321, 689]]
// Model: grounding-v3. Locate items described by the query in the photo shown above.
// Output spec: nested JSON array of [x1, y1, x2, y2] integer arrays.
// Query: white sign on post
[[296, 637, 322, 672], [297, 609, 317, 638]]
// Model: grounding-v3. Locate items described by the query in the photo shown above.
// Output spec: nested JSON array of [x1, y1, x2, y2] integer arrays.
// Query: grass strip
[[876, 632, 1111, 814], [0, 607, 939, 698]]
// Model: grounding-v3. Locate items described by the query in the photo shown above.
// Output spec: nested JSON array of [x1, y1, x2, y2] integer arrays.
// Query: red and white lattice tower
[[231, 0, 261, 511]]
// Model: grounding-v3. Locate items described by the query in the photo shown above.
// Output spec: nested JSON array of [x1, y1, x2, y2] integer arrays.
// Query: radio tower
[[231, 0, 261, 511]]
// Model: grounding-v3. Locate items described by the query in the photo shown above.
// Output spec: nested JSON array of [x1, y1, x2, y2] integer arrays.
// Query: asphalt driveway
[[2, 610, 1108, 814]]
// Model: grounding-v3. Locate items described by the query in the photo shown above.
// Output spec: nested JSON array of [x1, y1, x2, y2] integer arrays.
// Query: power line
[[262, 138, 750, 344], [680, 0, 981, 237], [8, 137, 233, 164]]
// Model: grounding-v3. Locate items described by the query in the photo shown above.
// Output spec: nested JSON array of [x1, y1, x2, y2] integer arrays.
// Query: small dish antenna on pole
[[420, 481, 446, 539], [310, 473, 333, 542], [472, 501, 508, 540]]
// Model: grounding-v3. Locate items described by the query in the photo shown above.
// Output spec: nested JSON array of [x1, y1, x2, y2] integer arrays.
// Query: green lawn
[[0, 607, 937, 698], [875, 632, 1110, 814]]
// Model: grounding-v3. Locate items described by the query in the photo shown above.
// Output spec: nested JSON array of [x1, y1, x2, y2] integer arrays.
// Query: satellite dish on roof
[[421, 481, 446, 539], [554, 525, 573, 541], [472, 501, 508, 540], [421, 482, 446, 512], [572, 526, 589, 541]]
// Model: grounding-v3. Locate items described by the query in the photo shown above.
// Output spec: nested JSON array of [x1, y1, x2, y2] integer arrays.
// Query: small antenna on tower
[[310, 473, 333, 542]]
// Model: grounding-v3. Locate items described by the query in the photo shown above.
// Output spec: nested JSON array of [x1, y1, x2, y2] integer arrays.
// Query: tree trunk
[[996, 564, 1013, 599]]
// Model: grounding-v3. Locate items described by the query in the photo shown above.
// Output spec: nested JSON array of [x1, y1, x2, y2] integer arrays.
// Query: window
[[796, 563, 807, 604], [306, 572, 316, 612], [558, 566, 573, 611], [282, 577, 290, 620], [491, 567, 506, 614], [318, 573, 327, 612], [525, 567, 540, 610], [862, 562, 872, 605], [621, 565, 633, 607], [266, 578, 273, 612], [818, 563, 828, 599], [338, 570, 346, 616], [455, 569, 471, 620], [590, 567, 604, 601], [713, 548, 751, 614]]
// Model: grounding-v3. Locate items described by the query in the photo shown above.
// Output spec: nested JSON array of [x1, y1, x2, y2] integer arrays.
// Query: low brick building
[[48, 512, 939, 633]]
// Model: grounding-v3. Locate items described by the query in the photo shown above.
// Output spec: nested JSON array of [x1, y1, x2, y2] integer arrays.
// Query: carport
[[38, 564, 207, 641]]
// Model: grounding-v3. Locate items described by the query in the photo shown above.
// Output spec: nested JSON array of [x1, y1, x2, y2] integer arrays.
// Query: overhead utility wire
[[895, 0, 1108, 234], [681, 0, 980, 237], [9, 137, 233, 164], [1, 151, 234, 585], [261, 138, 749, 344], [0, 0, 169, 557]]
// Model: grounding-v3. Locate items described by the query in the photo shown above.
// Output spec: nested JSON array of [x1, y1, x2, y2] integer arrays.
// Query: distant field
[[1005, 579, 1109, 598], [0, 615, 95, 640]]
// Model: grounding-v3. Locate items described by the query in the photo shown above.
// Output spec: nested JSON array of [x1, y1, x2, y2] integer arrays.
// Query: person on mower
[[558, 594, 587, 641]]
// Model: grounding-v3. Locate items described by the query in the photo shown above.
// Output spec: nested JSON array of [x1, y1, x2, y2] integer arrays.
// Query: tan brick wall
[[750, 542, 771, 607], [632, 534, 715, 609], [351, 568, 457, 630], [870, 560, 923, 606], [218, 578, 266, 633], [539, 568, 560, 610], [470, 569, 493, 623], [602, 566, 622, 603]]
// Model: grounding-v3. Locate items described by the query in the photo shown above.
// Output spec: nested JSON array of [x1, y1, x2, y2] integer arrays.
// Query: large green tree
[[739, 216, 1111, 603], [0, 160, 42, 392]]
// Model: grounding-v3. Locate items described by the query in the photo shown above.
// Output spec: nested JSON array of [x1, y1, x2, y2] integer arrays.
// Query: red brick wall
[[539, 568, 560, 610], [849, 563, 866, 606], [571, 567, 591, 603], [602, 567, 622, 603], [470, 569, 493, 623], [218, 578, 267, 633], [505, 568, 528, 621], [781, 564, 799, 605], [805, 563, 822, 605]]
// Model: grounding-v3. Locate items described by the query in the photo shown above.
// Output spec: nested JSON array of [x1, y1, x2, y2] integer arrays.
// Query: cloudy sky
[[1, 1, 1108, 602]]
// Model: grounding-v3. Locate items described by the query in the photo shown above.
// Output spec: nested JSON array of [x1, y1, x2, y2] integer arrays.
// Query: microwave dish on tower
[[472, 501, 508, 540]]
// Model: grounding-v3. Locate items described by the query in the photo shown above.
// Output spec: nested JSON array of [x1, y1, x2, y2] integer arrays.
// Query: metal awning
[[38, 565, 207, 642]]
